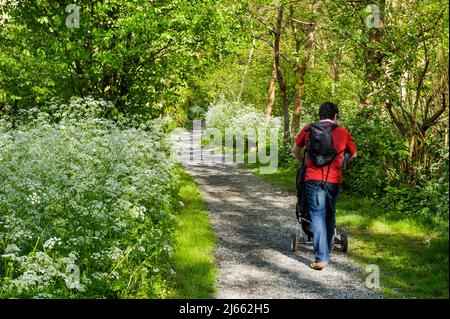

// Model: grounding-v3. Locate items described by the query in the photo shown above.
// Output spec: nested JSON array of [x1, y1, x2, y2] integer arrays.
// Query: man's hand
[[292, 144, 303, 162], [343, 152, 357, 171]]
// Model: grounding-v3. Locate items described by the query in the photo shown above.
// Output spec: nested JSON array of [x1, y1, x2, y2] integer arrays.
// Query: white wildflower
[[162, 243, 173, 257], [28, 192, 41, 205], [110, 271, 120, 280], [5, 244, 20, 254], [91, 272, 108, 281], [43, 237, 62, 250], [130, 205, 146, 219], [137, 246, 146, 252], [109, 246, 123, 261]]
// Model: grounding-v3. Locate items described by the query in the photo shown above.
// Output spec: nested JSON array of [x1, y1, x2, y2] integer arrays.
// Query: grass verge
[[246, 163, 449, 299], [169, 167, 217, 298]]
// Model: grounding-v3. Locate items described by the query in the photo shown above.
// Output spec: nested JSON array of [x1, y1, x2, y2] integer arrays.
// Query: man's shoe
[[310, 262, 328, 270]]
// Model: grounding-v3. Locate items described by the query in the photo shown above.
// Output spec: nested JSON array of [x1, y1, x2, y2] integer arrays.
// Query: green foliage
[[339, 109, 449, 222], [204, 97, 281, 134], [190, 40, 272, 110], [0, 0, 447, 299], [204, 98, 283, 169], [0, 0, 245, 117], [0, 101, 180, 298], [187, 105, 207, 121], [2, 96, 179, 134], [382, 158, 449, 222], [340, 110, 403, 196], [205, 98, 253, 132]]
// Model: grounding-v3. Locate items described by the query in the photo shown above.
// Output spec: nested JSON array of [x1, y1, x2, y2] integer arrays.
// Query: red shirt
[[295, 120, 357, 184]]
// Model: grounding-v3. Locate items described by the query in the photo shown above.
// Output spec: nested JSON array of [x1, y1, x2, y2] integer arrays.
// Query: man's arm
[[293, 126, 308, 162], [346, 130, 357, 163], [292, 144, 303, 162]]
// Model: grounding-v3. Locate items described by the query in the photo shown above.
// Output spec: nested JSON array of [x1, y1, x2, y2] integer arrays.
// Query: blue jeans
[[305, 180, 340, 264]]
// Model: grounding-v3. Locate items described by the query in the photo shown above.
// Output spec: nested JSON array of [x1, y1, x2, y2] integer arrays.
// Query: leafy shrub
[[205, 97, 281, 133], [188, 105, 206, 121], [340, 112, 404, 196], [2, 97, 119, 127], [340, 111, 448, 223], [0, 107, 179, 298], [203, 98, 282, 171], [381, 153, 449, 223], [4, 96, 179, 133]]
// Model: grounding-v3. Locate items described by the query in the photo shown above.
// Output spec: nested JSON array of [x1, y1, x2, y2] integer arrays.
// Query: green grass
[[336, 196, 449, 299], [247, 164, 297, 192], [169, 167, 217, 298], [246, 163, 449, 299]]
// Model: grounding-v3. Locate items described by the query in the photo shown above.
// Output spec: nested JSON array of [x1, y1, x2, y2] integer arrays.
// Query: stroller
[[290, 160, 348, 253]]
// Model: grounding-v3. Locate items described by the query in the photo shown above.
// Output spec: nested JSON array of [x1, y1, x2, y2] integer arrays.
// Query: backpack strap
[[321, 149, 344, 188], [321, 162, 332, 188]]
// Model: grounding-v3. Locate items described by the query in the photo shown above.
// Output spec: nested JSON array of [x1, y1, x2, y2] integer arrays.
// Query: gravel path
[[176, 131, 381, 299]]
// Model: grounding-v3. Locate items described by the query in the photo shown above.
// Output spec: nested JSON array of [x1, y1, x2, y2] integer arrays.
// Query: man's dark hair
[[319, 102, 339, 120]]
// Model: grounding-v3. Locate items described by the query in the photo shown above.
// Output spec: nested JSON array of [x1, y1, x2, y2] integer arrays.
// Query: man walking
[[292, 102, 357, 270]]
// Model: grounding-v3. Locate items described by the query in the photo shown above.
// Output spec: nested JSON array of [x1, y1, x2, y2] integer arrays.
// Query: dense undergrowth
[[0, 98, 181, 298]]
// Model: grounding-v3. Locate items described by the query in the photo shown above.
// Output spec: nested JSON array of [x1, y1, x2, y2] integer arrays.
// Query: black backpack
[[305, 122, 341, 168]]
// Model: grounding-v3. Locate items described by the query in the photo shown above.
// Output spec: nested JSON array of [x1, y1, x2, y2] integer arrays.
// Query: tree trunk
[[290, 0, 320, 137], [291, 68, 304, 136], [359, 0, 386, 112], [264, 56, 277, 127], [274, 4, 290, 147], [239, 39, 256, 99], [328, 46, 343, 95]]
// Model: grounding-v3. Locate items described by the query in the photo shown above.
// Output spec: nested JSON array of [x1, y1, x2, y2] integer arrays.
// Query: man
[[292, 102, 357, 270]]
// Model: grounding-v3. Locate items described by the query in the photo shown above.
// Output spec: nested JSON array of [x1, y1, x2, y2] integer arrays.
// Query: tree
[[273, 4, 292, 146], [379, 0, 449, 182], [289, 0, 320, 136], [264, 56, 277, 126], [0, 0, 240, 117]]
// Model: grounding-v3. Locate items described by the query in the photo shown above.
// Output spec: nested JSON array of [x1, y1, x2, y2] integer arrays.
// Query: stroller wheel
[[290, 234, 299, 252], [340, 232, 348, 253]]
